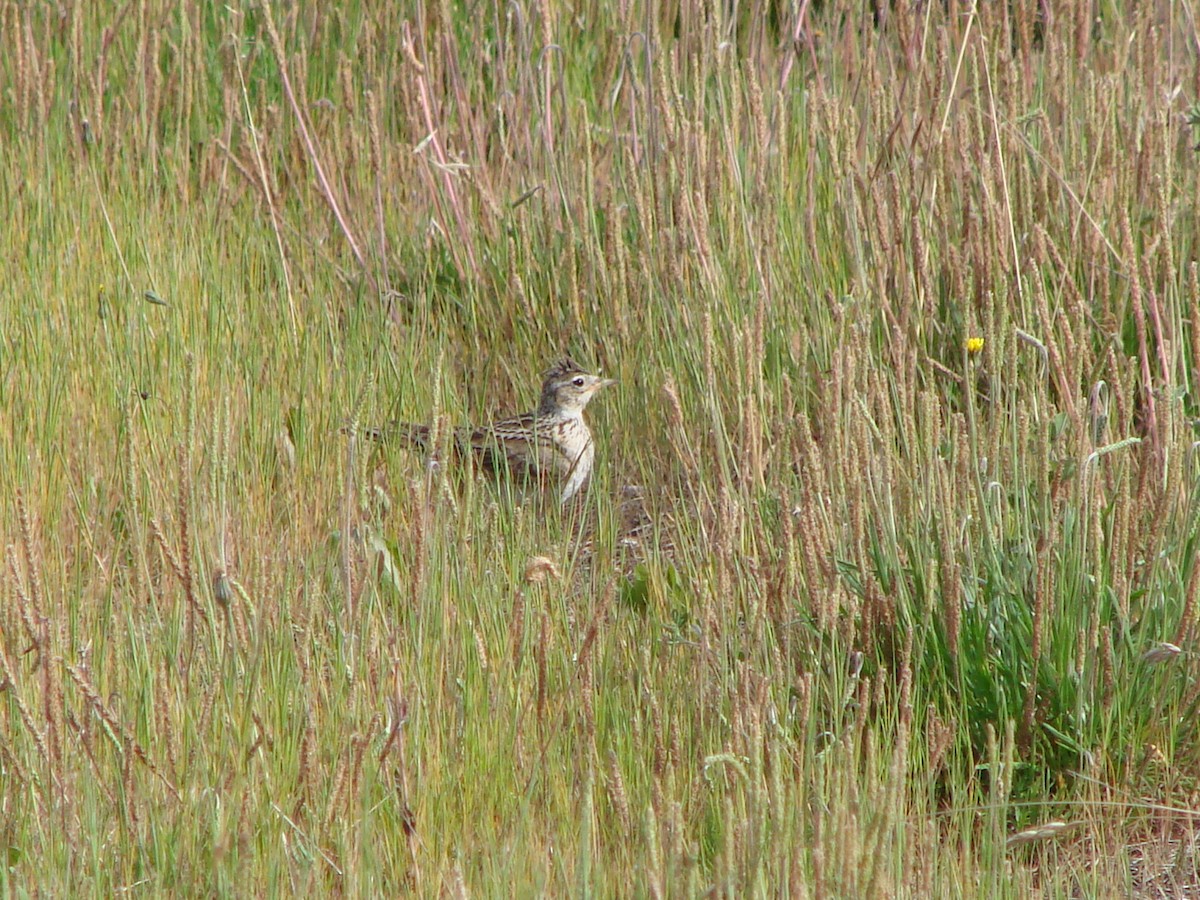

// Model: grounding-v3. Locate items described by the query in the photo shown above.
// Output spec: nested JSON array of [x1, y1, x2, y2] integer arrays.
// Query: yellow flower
[[966, 337, 985, 354]]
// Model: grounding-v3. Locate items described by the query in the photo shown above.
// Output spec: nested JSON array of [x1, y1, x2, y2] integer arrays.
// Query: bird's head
[[539, 358, 615, 415]]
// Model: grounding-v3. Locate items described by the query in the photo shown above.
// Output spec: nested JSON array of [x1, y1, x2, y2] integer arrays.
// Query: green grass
[[2, 0, 1199, 896]]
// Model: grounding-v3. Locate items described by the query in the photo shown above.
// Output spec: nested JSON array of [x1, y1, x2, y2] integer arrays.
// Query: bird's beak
[[597, 378, 617, 390]]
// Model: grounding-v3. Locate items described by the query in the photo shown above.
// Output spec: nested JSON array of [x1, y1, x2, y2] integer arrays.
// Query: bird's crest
[[542, 357, 586, 381]]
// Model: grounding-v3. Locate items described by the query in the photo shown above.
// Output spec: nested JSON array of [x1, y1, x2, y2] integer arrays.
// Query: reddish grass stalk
[[261, 1, 371, 283], [401, 19, 479, 280]]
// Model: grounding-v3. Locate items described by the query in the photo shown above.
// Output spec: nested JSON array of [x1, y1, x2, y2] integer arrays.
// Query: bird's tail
[[360, 422, 433, 451]]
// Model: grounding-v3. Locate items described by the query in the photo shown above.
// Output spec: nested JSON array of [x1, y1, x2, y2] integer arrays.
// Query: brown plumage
[[364, 358, 615, 503]]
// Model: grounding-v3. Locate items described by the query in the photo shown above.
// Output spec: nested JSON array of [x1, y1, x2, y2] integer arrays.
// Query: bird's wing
[[468, 413, 559, 478]]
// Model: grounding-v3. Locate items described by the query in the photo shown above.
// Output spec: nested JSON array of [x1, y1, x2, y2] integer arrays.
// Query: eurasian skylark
[[364, 358, 615, 504]]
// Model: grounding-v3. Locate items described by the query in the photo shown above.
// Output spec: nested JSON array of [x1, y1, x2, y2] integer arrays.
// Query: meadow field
[[2, 0, 1199, 895]]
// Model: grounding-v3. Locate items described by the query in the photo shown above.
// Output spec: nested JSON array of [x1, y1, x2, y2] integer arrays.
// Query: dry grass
[[1, 0, 1199, 895]]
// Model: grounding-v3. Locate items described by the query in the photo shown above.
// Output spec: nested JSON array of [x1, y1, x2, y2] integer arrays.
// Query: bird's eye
[[572, 377, 585, 387]]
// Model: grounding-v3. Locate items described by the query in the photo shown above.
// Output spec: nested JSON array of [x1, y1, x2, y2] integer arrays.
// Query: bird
[[361, 358, 615, 504]]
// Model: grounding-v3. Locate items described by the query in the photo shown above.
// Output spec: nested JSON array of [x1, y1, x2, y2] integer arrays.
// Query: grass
[[2, 0, 1199, 895]]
